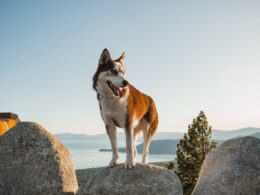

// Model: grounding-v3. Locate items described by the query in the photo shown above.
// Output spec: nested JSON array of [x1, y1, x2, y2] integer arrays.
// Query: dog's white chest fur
[[99, 96, 128, 128]]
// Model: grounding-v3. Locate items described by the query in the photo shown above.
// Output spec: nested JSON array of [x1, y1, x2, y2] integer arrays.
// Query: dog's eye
[[110, 69, 118, 75]]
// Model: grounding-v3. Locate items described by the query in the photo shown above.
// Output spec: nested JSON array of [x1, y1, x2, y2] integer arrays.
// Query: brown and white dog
[[93, 48, 158, 169]]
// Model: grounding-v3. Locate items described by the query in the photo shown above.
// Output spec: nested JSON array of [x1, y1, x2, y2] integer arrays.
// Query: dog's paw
[[109, 158, 120, 168], [124, 160, 136, 169], [142, 159, 148, 164]]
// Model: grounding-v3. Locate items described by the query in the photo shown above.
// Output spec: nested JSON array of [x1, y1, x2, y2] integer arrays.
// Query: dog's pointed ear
[[116, 52, 126, 64], [99, 48, 111, 65]]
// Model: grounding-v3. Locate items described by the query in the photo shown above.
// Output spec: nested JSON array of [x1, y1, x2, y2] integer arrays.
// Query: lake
[[70, 149, 175, 169], [58, 137, 175, 169]]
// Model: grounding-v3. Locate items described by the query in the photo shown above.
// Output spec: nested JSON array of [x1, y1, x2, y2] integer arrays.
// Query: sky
[[1, 1, 260, 134]]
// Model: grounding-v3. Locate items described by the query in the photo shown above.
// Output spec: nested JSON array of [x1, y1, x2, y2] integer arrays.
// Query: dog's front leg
[[124, 127, 136, 169], [106, 124, 119, 167]]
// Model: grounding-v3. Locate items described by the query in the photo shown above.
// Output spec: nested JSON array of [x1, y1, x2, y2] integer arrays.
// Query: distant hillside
[[212, 127, 260, 140], [99, 131, 260, 155], [55, 133, 90, 140], [100, 139, 179, 155], [55, 127, 260, 142], [55, 132, 183, 141], [250, 132, 260, 139], [55, 132, 127, 141], [153, 132, 184, 140], [55, 128, 260, 156]]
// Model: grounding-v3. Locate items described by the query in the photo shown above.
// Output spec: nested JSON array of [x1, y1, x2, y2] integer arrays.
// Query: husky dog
[[93, 49, 158, 169]]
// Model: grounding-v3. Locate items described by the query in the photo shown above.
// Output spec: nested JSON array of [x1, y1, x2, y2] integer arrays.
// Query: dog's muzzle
[[107, 80, 128, 97], [122, 80, 129, 87]]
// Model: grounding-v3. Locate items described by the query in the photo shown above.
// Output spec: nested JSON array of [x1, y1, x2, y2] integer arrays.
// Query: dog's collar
[[97, 93, 114, 100], [97, 93, 102, 100]]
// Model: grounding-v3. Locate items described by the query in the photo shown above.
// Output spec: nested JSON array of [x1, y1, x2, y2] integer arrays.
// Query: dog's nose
[[122, 80, 129, 87]]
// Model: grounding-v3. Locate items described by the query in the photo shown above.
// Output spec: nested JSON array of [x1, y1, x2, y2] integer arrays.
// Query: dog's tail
[[146, 97, 158, 138]]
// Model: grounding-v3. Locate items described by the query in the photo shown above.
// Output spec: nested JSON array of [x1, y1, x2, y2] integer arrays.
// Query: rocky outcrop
[[77, 163, 183, 195], [0, 122, 78, 195], [192, 136, 260, 195]]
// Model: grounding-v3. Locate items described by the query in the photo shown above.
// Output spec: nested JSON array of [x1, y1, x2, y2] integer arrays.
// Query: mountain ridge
[[55, 127, 260, 141]]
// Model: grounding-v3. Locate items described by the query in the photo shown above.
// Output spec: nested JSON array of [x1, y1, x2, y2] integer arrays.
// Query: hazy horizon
[[55, 126, 260, 136], [1, 1, 260, 134]]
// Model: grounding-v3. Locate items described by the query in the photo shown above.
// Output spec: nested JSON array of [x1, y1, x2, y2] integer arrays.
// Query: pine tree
[[175, 111, 216, 195]]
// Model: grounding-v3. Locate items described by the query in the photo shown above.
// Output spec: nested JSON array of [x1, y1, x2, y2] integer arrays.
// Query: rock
[[0, 181, 7, 195], [0, 122, 78, 195], [77, 163, 183, 195], [192, 136, 260, 195]]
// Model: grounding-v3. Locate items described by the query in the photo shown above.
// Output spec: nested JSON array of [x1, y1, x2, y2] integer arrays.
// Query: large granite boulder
[[77, 163, 183, 195], [0, 122, 78, 195], [192, 136, 260, 195]]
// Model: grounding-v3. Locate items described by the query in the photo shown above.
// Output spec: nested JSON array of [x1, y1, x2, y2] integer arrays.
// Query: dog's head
[[93, 48, 129, 98]]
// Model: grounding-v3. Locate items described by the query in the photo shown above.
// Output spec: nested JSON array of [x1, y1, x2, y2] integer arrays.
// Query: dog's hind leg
[[142, 123, 151, 164], [142, 99, 158, 163], [106, 124, 119, 167]]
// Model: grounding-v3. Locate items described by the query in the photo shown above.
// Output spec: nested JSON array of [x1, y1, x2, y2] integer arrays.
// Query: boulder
[[0, 122, 78, 195], [77, 163, 183, 195], [192, 136, 260, 195]]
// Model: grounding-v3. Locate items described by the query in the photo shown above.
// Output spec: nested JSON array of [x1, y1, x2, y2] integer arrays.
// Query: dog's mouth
[[106, 81, 124, 97]]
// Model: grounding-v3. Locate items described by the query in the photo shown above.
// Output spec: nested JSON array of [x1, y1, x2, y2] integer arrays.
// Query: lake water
[[70, 148, 175, 169], [59, 138, 175, 169]]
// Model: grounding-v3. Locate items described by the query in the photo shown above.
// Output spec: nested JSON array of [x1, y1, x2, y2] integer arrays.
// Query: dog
[[93, 48, 158, 169]]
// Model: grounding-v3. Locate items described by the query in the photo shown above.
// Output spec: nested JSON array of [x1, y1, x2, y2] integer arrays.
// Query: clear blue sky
[[1, 1, 260, 134]]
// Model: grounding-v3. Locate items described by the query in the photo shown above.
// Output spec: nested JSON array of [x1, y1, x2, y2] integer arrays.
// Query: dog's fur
[[93, 49, 158, 169]]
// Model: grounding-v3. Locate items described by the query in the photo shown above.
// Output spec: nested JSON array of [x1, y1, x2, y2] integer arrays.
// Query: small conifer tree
[[175, 111, 216, 195]]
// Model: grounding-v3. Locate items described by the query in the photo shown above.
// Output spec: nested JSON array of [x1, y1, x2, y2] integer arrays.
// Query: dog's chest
[[99, 97, 128, 127]]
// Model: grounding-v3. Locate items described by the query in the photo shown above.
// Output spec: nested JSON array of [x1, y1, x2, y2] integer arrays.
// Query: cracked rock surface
[[0, 122, 78, 195]]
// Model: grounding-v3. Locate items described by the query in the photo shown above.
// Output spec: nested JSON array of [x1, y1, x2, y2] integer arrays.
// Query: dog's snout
[[122, 80, 129, 87]]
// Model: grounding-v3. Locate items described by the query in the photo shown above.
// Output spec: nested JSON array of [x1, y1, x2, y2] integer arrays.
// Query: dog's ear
[[99, 48, 111, 65], [116, 52, 126, 65]]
